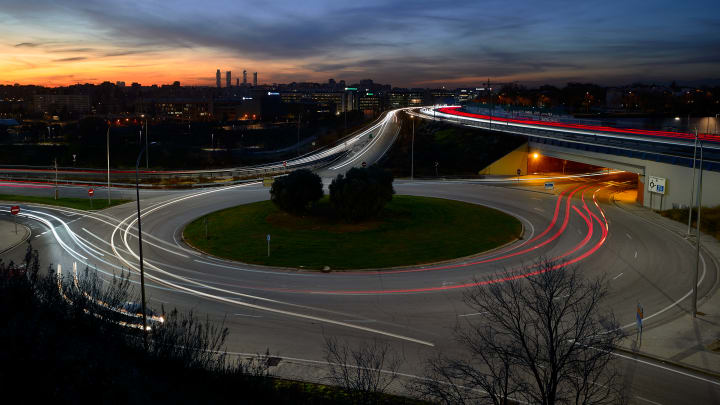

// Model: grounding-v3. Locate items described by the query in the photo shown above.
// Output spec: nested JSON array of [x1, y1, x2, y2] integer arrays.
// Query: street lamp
[[107, 126, 111, 205], [687, 128, 698, 236], [411, 115, 415, 181], [692, 140, 704, 318], [135, 141, 157, 346]]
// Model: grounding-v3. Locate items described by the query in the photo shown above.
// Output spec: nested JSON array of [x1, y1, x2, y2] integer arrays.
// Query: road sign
[[10, 205, 20, 215], [266, 234, 271, 242], [545, 182, 554, 190], [361, 161, 367, 168], [517, 169, 521, 176], [88, 188, 94, 197], [636, 303, 644, 330], [283, 161, 287, 168], [647, 176, 666, 195], [262, 177, 274, 187], [266, 234, 271, 257]]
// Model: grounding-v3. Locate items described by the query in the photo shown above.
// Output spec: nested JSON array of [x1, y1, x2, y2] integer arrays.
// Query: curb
[[615, 346, 720, 380], [0, 224, 31, 256]]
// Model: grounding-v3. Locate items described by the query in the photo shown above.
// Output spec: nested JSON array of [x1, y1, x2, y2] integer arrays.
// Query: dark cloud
[[14, 42, 38, 47], [53, 57, 87, 62], [2, 0, 719, 85]]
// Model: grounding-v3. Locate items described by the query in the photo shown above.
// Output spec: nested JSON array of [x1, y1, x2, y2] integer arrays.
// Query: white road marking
[[234, 313, 263, 318], [534, 207, 544, 212], [458, 312, 488, 317], [109, 184, 434, 347], [634, 251, 638, 259], [613, 272, 624, 280], [635, 396, 662, 405], [626, 233, 633, 240]]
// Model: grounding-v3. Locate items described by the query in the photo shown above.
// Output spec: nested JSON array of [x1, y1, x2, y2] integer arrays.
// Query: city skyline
[[1, 0, 719, 87]]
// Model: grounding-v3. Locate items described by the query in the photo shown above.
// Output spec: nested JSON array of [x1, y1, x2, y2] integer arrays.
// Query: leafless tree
[[417, 259, 626, 405], [324, 336, 404, 404]]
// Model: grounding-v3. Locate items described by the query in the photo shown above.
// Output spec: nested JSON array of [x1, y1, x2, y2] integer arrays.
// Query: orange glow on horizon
[[0, 43, 327, 87]]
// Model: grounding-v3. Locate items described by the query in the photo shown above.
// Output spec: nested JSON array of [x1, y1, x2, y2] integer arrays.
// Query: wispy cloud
[[1, 0, 719, 86], [53, 56, 87, 62]]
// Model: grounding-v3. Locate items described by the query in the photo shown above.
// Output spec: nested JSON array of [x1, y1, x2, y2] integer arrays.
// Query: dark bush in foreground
[[0, 244, 424, 404], [329, 166, 395, 221], [270, 169, 324, 214]]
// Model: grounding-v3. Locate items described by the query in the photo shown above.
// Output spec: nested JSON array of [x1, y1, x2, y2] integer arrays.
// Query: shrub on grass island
[[270, 169, 324, 214], [329, 166, 395, 221]]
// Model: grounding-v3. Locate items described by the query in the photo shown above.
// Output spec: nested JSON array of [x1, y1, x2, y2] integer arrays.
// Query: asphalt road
[[1, 109, 719, 404]]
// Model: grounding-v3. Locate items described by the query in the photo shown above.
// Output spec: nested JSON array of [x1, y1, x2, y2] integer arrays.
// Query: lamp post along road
[[687, 129, 698, 236], [107, 126, 111, 205], [135, 141, 156, 347], [145, 120, 149, 169], [54, 158, 58, 199], [411, 115, 415, 181], [692, 141, 704, 317]]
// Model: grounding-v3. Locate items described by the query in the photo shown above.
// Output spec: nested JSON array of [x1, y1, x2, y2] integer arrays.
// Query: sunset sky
[[1, 0, 719, 87]]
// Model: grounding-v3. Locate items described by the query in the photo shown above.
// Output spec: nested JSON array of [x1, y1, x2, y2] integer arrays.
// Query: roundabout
[[2, 108, 719, 404], [182, 195, 522, 270]]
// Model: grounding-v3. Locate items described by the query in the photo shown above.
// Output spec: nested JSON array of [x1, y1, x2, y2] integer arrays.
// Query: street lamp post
[[54, 158, 58, 199], [687, 129, 698, 236], [107, 126, 111, 205], [135, 141, 157, 347], [692, 140, 704, 317], [411, 116, 415, 181], [145, 120, 149, 169], [297, 113, 302, 157]]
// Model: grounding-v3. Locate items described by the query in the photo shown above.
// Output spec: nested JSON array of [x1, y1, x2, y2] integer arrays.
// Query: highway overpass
[[419, 106, 720, 210]]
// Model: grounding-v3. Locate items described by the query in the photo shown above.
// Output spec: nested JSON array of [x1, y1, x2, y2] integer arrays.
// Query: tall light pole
[[107, 126, 111, 205], [411, 115, 415, 181], [54, 158, 58, 200], [297, 113, 302, 157], [145, 119, 149, 169], [687, 128, 698, 236], [135, 141, 156, 347], [692, 140, 704, 317]]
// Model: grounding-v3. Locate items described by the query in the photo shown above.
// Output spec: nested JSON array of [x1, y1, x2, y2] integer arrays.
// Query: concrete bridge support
[[531, 142, 720, 210]]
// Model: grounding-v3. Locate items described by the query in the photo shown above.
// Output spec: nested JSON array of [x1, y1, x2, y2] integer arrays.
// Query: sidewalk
[[615, 201, 720, 377], [0, 218, 30, 255]]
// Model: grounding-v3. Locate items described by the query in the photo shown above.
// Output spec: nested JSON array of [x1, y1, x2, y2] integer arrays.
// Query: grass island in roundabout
[[183, 195, 522, 270]]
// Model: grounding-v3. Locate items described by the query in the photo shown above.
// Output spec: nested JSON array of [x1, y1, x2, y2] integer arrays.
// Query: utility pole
[[107, 126, 111, 205], [54, 158, 58, 199], [687, 128, 698, 236], [297, 113, 302, 156], [145, 119, 149, 169], [488, 78, 493, 130], [692, 141, 704, 317], [411, 116, 415, 181]]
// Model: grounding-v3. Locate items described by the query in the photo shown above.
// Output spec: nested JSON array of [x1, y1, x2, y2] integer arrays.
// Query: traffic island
[[183, 195, 522, 270], [0, 218, 30, 254]]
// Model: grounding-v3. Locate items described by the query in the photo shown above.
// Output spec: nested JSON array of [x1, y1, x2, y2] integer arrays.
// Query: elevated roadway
[[419, 106, 720, 210]]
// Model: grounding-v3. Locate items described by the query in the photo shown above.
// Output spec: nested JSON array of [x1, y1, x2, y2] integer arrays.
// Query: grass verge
[[0, 194, 130, 210], [184, 195, 522, 270], [661, 205, 720, 240]]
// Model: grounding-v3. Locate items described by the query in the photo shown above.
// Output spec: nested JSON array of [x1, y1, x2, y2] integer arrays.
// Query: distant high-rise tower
[[216, 69, 221, 88], [226, 71, 231, 88], [253, 72, 257, 87], [243, 70, 247, 85]]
